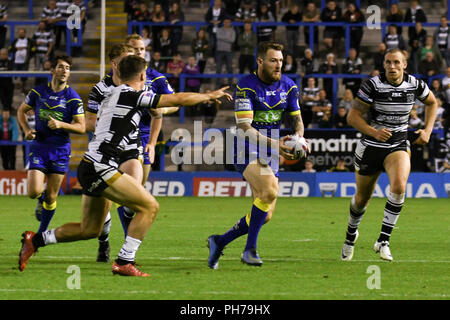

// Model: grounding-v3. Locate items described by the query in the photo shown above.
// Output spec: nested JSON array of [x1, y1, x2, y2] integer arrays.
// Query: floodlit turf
[[0, 195, 449, 300]]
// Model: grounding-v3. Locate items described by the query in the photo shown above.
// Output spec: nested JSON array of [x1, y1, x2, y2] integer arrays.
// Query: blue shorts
[[28, 143, 71, 174], [233, 140, 279, 178], [140, 135, 152, 165]]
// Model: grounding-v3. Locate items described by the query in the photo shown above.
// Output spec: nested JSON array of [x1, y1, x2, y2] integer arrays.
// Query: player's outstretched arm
[[412, 91, 438, 145], [348, 98, 392, 142], [156, 86, 232, 108]]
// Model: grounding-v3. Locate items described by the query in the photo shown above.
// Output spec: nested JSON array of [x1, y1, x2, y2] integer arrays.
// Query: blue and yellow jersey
[[139, 67, 174, 137], [234, 73, 300, 136], [25, 83, 84, 146]]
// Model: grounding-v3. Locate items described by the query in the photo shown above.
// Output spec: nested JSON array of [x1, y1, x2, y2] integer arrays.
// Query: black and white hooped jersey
[[356, 73, 430, 148], [84, 84, 160, 167]]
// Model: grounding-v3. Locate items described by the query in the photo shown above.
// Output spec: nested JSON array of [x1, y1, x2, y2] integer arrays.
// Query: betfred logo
[[193, 178, 311, 197], [0, 171, 27, 195]]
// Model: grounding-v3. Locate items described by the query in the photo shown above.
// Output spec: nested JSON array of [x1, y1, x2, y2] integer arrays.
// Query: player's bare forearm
[[422, 92, 438, 134], [17, 103, 32, 134], [237, 122, 278, 149], [157, 87, 231, 108], [348, 99, 378, 137], [289, 114, 304, 137], [85, 111, 97, 132], [148, 116, 162, 146]]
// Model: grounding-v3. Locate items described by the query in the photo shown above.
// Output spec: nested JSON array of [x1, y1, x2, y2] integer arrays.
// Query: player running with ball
[[207, 42, 308, 269]]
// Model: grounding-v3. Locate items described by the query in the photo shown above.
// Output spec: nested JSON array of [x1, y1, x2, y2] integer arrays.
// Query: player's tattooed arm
[[288, 114, 304, 137], [348, 98, 392, 142]]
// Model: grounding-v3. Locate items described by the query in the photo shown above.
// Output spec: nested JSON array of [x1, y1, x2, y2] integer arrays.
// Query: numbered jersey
[[25, 82, 84, 146], [356, 73, 430, 148]]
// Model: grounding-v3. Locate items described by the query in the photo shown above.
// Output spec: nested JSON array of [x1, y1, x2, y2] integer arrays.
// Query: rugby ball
[[284, 135, 308, 159]]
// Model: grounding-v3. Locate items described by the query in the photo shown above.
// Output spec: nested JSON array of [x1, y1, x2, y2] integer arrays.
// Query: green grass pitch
[[0, 195, 448, 300]]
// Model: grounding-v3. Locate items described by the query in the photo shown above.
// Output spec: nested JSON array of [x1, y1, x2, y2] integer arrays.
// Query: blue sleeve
[[286, 84, 300, 114], [151, 76, 174, 94]]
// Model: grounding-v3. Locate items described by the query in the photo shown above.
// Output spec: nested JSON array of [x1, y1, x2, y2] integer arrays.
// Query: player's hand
[[373, 128, 392, 142], [24, 130, 36, 140], [145, 143, 156, 164], [279, 135, 295, 160], [412, 128, 432, 145], [207, 86, 233, 103], [47, 116, 62, 130]]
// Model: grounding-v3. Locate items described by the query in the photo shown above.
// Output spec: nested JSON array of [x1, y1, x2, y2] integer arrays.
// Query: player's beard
[[262, 67, 281, 83]]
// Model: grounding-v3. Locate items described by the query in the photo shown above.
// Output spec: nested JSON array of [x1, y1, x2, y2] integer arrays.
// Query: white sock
[[117, 236, 142, 262], [42, 229, 57, 245], [100, 211, 111, 238]]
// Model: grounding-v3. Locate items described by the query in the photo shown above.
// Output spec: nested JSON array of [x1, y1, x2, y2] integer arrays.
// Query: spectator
[[168, 2, 185, 54], [312, 89, 332, 127], [318, 109, 333, 128], [205, 0, 226, 57], [434, 16, 450, 68], [235, 0, 257, 23], [237, 21, 257, 74], [404, 0, 427, 41], [342, 2, 365, 53], [419, 51, 441, 81], [320, 0, 343, 51], [419, 35, 444, 70], [9, 28, 34, 94], [71, 0, 87, 37], [373, 42, 387, 73], [141, 26, 152, 63], [409, 108, 424, 129], [383, 24, 406, 51], [431, 79, 447, 103], [215, 17, 235, 87], [300, 77, 319, 129], [0, 48, 14, 111], [124, 0, 142, 21], [183, 56, 201, 92], [156, 28, 172, 57], [149, 50, 166, 73], [150, 2, 166, 43], [402, 49, 416, 74], [0, 1, 7, 49], [327, 158, 350, 172], [302, 159, 316, 172], [299, 48, 318, 88], [319, 52, 339, 100], [131, 1, 150, 33], [338, 89, 353, 112], [40, 0, 62, 36], [191, 28, 209, 74], [281, 3, 302, 56], [183, 56, 202, 117], [302, 1, 319, 47], [282, 53, 297, 74], [408, 21, 427, 74], [334, 105, 350, 128], [434, 98, 446, 129], [34, 59, 52, 86], [257, 0, 278, 22], [33, 21, 54, 71], [386, 3, 404, 36], [442, 66, 450, 103], [55, 0, 71, 49], [256, 2, 275, 43], [342, 48, 362, 97], [166, 52, 184, 92], [0, 109, 19, 170]]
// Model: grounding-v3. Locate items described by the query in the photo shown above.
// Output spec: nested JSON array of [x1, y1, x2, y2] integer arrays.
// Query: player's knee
[[80, 227, 100, 240], [259, 186, 278, 204], [264, 211, 273, 223]]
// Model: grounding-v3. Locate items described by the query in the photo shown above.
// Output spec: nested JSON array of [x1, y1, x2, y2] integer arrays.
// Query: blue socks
[[217, 216, 249, 248], [37, 201, 56, 233], [117, 206, 134, 237]]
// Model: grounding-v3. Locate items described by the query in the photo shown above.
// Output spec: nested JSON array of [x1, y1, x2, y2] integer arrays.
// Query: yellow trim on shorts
[[105, 172, 122, 185]]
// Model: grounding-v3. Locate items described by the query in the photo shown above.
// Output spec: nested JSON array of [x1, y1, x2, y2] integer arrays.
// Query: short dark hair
[[118, 55, 147, 81], [257, 41, 283, 59], [51, 54, 72, 69]]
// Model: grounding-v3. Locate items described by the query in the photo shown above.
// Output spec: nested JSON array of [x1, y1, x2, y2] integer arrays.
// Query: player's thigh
[[80, 195, 111, 236], [119, 158, 143, 183], [27, 169, 46, 198], [102, 173, 156, 214], [243, 160, 278, 203], [354, 171, 381, 205], [383, 150, 411, 194], [45, 173, 65, 200]]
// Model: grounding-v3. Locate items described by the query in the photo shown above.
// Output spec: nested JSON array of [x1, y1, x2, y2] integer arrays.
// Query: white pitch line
[[5, 255, 450, 263]]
